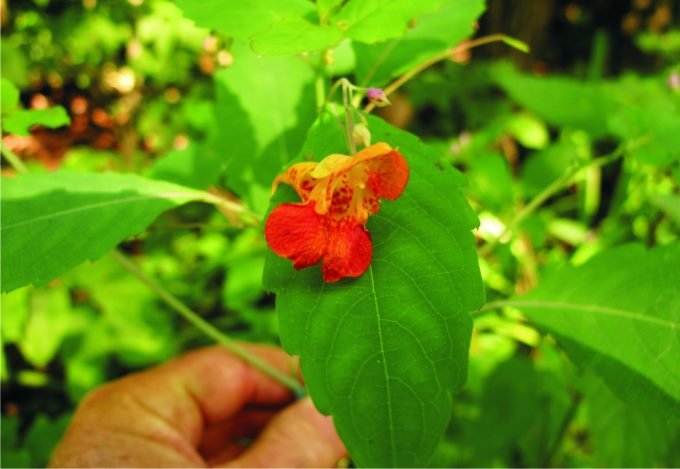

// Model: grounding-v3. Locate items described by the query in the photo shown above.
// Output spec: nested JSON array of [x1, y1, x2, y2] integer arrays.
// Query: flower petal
[[321, 222, 372, 282], [363, 149, 409, 200], [271, 162, 318, 201], [265, 203, 326, 270]]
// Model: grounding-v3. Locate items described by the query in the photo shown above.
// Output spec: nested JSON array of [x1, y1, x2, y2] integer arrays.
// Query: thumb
[[221, 398, 347, 468]]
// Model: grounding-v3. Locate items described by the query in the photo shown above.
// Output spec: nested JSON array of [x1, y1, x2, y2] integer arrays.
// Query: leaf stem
[[110, 249, 306, 396], [1, 143, 29, 173], [364, 34, 529, 113], [197, 191, 263, 227], [342, 80, 357, 154], [315, 53, 328, 111]]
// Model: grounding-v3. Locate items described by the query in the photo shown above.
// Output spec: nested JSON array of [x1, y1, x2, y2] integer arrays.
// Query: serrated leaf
[[354, 0, 485, 86], [508, 243, 680, 414], [213, 44, 316, 212], [332, 0, 442, 44], [264, 114, 484, 466], [250, 18, 343, 55], [1, 170, 222, 292], [2, 106, 71, 136]]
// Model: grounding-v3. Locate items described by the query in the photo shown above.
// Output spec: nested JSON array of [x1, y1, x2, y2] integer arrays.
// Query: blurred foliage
[[1, 0, 679, 466]]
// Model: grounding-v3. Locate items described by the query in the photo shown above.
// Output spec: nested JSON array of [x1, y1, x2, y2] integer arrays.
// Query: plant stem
[[364, 34, 529, 113], [342, 80, 357, 154], [315, 53, 327, 111], [542, 391, 582, 467], [1, 143, 29, 173], [110, 249, 306, 396], [198, 191, 263, 227], [477, 139, 646, 258]]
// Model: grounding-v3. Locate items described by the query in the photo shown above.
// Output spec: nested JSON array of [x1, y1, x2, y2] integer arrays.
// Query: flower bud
[[352, 123, 372, 148], [366, 88, 391, 107]]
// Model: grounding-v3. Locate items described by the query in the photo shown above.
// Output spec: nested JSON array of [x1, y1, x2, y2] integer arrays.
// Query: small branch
[[315, 53, 328, 111], [198, 192, 263, 227], [478, 138, 648, 258], [1, 143, 29, 173], [342, 80, 357, 154], [364, 34, 529, 113], [111, 249, 306, 397]]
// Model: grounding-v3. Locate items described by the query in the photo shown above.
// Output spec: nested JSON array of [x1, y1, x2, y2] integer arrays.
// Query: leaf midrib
[[369, 265, 396, 466], [497, 299, 678, 330]]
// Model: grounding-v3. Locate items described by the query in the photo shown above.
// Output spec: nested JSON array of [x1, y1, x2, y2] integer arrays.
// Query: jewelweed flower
[[265, 142, 409, 282]]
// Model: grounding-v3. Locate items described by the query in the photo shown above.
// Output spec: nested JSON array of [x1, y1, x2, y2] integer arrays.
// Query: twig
[[478, 138, 648, 257], [364, 34, 529, 113], [111, 249, 306, 396]]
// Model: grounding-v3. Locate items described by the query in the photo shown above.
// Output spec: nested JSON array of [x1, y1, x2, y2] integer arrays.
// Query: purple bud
[[366, 88, 385, 100], [668, 71, 680, 91], [366, 87, 391, 107]]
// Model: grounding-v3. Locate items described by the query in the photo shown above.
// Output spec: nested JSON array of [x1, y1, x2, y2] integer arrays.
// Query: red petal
[[364, 150, 409, 200], [265, 203, 326, 270], [321, 222, 372, 282]]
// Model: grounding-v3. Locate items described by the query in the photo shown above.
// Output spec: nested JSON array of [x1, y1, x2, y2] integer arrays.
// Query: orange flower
[[265, 142, 409, 282]]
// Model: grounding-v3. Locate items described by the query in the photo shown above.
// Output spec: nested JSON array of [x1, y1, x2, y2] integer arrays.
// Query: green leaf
[[1, 170, 222, 292], [2, 106, 71, 136], [250, 18, 343, 55], [332, 0, 442, 44], [650, 194, 680, 226], [317, 0, 345, 18], [18, 286, 72, 367], [264, 114, 484, 466], [582, 371, 680, 467], [491, 64, 616, 137], [467, 152, 514, 212], [175, 0, 314, 41], [146, 142, 223, 190], [1, 78, 20, 115], [508, 243, 680, 414], [213, 44, 316, 212], [175, 0, 341, 56], [24, 414, 71, 467], [354, 0, 486, 86]]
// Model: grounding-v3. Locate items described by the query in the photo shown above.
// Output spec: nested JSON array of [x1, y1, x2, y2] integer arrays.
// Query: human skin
[[50, 344, 346, 468]]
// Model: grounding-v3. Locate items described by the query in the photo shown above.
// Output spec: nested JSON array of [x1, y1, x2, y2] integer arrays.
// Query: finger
[[218, 398, 347, 468], [199, 408, 279, 458], [60, 345, 300, 451]]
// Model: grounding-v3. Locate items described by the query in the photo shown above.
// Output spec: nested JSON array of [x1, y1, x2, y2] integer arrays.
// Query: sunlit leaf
[[250, 18, 343, 55], [264, 113, 484, 466], [213, 44, 316, 212], [331, 0, 441, 44], [1, 78, 20, 115], [2, 106, 71, 136], [1, 170, 222, 292], [175, 0, 314, 40], [354, 0, 485, 86], [18, 286, 72, 367]]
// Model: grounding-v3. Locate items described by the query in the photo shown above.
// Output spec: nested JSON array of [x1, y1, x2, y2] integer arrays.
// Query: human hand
[[50, 344, 346, 468]]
